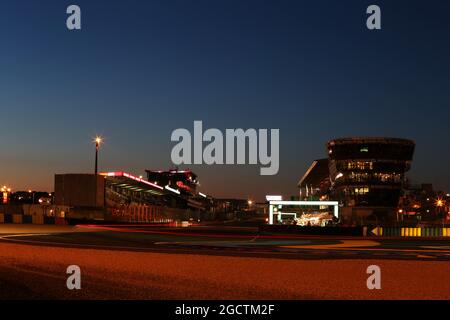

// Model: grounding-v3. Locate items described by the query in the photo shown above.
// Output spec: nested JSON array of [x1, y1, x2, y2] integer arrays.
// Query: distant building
[[297, 159, 330, 200], [298, 137, 416, 225], [212, 198, 254, 220], [146, 169, 198, 197], [9, 191, 54, 205], [145, 169, 211, 211], [399, 183, 450, 223]]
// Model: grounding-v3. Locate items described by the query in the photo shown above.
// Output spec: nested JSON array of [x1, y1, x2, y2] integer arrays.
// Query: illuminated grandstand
[[54, 170, 212, 223]]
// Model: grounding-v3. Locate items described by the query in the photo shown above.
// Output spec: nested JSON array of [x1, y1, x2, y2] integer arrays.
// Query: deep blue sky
[[1, 0, 449, 200]]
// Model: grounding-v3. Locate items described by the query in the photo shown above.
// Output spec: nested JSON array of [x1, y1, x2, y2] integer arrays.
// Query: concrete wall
[[54, 174, 105, 207], [0, 204, 71, 217], [22, 204, 70, 218], [0, 204, 71, 225], [0, 204, 23, 215], [66, 207, 105, 221]]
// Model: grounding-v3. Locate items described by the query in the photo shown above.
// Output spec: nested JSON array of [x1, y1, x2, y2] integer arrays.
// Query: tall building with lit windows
[[327, 137, 415, 223]]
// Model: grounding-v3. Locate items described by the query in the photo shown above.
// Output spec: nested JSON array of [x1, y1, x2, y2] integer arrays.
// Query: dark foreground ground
[[0, 223, 449, 299]]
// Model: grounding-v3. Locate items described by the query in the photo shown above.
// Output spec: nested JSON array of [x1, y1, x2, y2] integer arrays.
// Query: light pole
[[28, 190, 35, 204], [436, 198, 445, 227], [94, 136, 102, 175]]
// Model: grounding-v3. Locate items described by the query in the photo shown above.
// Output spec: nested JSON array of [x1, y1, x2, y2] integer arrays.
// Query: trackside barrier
[[401, 227, 421, 237], [32, 214, 45, 225], [382, 227, 401, 237], [373, 227, 450, 237], [0, 214, 62, 225], [444, 228, 450, 237], [422, 227, 441, 237], [259, 225, 363, 236], [12, 214, 23, 224], [44, 216, 55, 225], [55, 217, 68, 225]]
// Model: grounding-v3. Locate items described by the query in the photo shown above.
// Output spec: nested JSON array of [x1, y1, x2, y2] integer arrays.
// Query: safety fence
[[0, 213, 67, 225], [260, 225, 450, 238], [373, 227, 450, 237]]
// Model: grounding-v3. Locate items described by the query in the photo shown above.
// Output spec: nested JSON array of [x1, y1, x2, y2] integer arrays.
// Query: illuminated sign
[[100, 171, 163, 190], [265, 195, 282, 201], [176, 181, 191, 191], [360, 147, 369, 152]]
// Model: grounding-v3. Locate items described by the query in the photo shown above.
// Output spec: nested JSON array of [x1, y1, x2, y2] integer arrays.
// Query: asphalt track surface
[[1, 224, 450, 299], [2, 224, 450, 260]]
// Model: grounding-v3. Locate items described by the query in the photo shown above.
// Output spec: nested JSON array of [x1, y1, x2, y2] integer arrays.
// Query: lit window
[[346, 161, 373, 170], [355, 188, 370, 194]]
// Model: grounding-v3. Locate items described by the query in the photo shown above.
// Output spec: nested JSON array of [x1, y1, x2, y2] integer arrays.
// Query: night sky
[[1, 0, 449, 200]]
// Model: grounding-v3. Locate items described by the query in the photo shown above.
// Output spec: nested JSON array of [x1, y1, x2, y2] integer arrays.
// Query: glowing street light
[[434, 197, 445, 216], [1, 186, 11, 204]]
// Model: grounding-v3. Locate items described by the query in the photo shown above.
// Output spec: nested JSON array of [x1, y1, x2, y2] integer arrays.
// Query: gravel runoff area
[[0, 241, 449, 300]]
